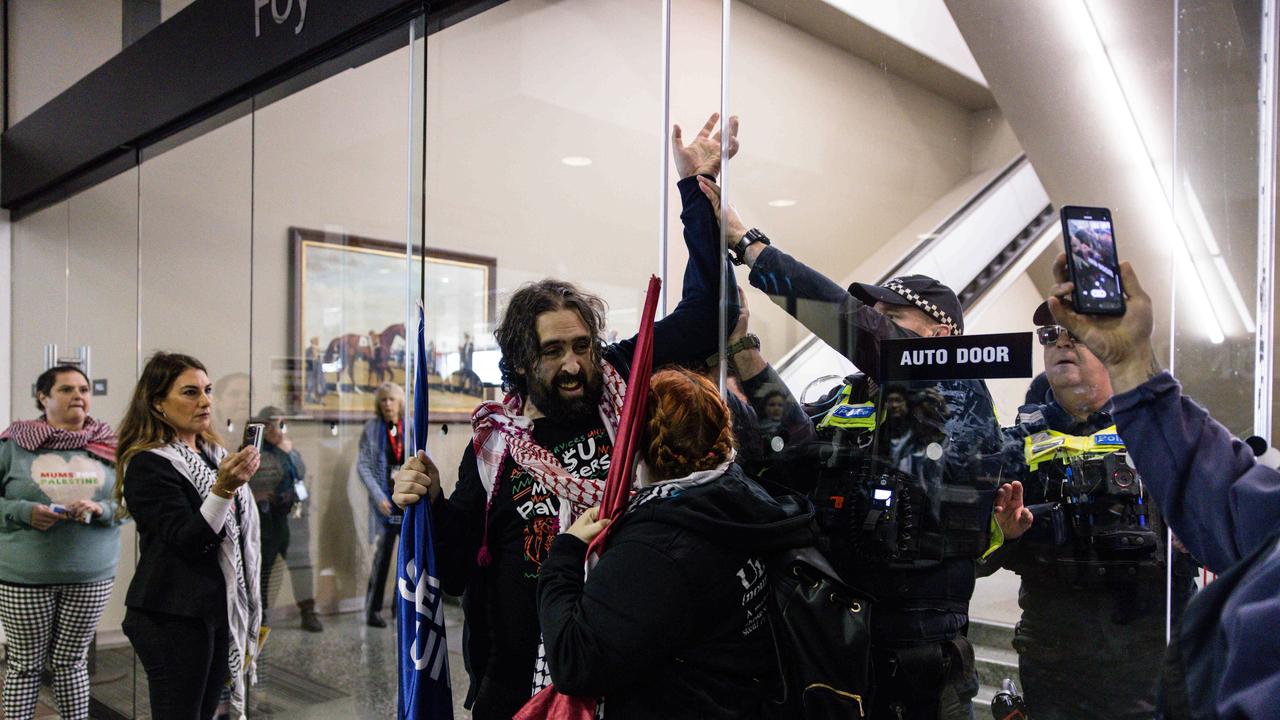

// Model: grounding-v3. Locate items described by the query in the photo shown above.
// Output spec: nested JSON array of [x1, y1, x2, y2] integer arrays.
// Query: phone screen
[[1060, 206, 1125, 315]]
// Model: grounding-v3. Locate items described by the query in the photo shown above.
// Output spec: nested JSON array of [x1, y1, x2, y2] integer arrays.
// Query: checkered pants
[[0, 579, 113, 720]]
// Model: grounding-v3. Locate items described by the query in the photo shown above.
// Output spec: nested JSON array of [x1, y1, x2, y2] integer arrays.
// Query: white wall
[[822, 0, 987, 86]]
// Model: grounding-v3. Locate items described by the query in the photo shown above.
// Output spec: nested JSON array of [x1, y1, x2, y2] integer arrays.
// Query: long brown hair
[[115, 352, 223, 508], [641, 368, 736, 481], [494, 279, 607, 396]]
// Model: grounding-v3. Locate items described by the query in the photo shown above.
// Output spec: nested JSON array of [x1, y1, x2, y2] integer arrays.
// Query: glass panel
[[134, 104, 254, 719], [1172, 0, 1262, 434], [421, 1, 666, 714], [719, 2, 1186, 717], [9, 201, 70, 420], [66, 167, 140, 714], [247, 23, 418, 718], [1171, 0, 1269, 695]]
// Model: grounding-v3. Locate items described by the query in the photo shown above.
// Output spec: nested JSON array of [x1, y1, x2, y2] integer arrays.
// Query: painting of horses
[[292, 227, 497, 421]]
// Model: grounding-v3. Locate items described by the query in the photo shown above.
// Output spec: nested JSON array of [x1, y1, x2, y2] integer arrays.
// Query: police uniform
[[744, 248, 1004, 719], [805, 372, 1003, 720], [981, 395, 1198, 720]]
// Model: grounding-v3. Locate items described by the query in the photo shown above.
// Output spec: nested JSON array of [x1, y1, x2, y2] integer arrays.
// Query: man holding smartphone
[[979, 302, 1197, 720], [1046, 255, 1280, 718]]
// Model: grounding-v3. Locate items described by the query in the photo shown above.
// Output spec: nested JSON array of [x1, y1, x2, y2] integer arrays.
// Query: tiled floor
[[2, 603, 469, 719]]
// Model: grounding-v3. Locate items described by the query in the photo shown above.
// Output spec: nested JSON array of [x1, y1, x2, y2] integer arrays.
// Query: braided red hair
[[641, 368, 735, 481]]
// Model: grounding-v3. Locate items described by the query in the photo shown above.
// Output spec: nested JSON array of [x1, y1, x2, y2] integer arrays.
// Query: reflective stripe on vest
[[817, 384, 878, 431], [1024, 424, 1126, 471]]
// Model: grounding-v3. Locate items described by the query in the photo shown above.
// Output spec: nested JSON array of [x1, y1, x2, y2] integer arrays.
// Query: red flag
[[515, 275, 662, 720]]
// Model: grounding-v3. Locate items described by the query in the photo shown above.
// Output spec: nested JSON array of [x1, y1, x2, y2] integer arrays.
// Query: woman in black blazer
[[116, 353, 262, 720]]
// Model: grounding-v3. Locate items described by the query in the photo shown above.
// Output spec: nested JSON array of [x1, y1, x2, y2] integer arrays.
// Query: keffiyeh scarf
[[0, 417, 117, 463], [150, 442, 262, 719], [470, 361, 628, 558]]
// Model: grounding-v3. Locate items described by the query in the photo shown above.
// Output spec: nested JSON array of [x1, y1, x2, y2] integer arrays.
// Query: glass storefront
[[3, 1, 1275, 717]]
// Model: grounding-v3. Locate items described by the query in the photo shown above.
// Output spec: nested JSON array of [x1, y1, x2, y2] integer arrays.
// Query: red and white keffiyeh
[[469, 362, 628, 564], [0, 417, 117, 464]]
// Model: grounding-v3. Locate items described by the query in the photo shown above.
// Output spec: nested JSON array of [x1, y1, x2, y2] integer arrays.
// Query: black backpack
[[764, 546, 874, 719]]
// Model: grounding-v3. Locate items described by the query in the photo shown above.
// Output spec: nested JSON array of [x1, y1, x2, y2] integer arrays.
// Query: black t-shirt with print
[[478, 413, 612, 687]]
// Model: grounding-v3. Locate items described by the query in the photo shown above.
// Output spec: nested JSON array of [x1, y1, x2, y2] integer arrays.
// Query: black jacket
[[537, 464, 816, 719], [124, 450, 229, 625]]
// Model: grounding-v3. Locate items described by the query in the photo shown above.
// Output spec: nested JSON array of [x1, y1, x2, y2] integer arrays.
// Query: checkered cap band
[[883, 280, 962, 336]]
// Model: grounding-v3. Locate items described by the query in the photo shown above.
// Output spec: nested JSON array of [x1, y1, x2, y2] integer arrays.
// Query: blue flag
[[397, 304, 454, 719]]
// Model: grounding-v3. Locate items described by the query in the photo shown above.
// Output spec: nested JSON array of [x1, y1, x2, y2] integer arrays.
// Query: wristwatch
[[725, 333, 762, 357], [705, 333, 762, 368], [729, 228, 772, 266]]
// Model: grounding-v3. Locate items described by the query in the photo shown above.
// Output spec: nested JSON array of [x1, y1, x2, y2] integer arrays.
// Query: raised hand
[[993, 481, 1033, 540], [1047, 253, 1161, 394], [672, 113, 739, 179]]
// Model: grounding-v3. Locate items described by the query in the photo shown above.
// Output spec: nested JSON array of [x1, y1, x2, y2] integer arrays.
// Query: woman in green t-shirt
[[0, 365, 122, 720]]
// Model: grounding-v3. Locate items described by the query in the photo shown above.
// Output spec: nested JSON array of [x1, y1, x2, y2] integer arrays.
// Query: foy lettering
[[254, 0, 308, 38]]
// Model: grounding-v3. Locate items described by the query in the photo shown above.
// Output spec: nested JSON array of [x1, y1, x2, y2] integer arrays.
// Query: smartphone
[[241, 422, 266, 452], [1060, 205, 1125, 315]]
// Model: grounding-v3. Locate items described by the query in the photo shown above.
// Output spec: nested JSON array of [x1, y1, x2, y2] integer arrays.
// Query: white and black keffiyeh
[[150, 442, 262, 718]]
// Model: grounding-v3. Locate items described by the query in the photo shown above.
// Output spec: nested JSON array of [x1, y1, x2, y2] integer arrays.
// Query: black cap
[[1032, 301, 1055, 327], [849, 274, 964, 335]]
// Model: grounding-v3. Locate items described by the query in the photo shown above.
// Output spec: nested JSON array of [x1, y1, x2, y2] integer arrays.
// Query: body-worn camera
[[1044, 451, 1140, 501], [1031, 450, 1162, 580], [814, 462, 921, 566]]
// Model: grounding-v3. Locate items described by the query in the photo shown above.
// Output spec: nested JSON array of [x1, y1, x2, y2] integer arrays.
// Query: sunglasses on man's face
[[1036, 325, 1079, 346]]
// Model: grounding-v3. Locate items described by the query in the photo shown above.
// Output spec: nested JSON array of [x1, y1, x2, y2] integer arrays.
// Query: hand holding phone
[[1060, 205, 1125, 315]]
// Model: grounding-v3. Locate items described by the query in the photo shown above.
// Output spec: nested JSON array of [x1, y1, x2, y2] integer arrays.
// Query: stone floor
[[2, 602, 470, 719]]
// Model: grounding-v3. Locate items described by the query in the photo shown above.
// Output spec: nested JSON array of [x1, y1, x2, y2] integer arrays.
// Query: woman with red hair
[[536, 367, 816, 719]]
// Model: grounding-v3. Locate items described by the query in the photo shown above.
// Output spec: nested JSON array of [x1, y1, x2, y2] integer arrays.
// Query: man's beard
[[528, 366, 604, 421]]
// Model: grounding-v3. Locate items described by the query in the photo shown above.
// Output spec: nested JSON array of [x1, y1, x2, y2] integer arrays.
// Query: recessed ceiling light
[[767, 199, 796, 208], [378, 268, 391, 275], [561, 156, 593, 167]]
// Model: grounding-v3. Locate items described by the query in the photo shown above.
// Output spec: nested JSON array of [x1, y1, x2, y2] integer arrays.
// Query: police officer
[[980, 302, 1198, 720], [698, 173, 1030, 720]]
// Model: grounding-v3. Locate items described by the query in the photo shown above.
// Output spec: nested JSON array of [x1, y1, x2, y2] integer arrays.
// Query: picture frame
[[289, 227, 498, 423]]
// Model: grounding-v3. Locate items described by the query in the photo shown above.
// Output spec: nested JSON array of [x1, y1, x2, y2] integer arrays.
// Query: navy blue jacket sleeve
[[610, 174, 739, 373], [747, 245, 911, 380], [1110, 371, 1280, 574]]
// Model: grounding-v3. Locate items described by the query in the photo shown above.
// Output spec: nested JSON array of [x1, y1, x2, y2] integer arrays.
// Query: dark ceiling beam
[[2, 0, 502, 217]]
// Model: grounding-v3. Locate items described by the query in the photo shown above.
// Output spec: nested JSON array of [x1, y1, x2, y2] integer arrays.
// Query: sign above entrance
[[880, 332, 1034, 382], [255, 0, 310, 37]]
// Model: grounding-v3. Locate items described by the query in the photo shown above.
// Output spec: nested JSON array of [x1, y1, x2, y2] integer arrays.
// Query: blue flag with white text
[[397, 303, 453, 719]]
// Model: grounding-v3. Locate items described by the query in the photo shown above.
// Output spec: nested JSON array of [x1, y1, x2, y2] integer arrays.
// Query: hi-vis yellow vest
[[816, 385, 878, 431], [1024, 425, 1126, 472]]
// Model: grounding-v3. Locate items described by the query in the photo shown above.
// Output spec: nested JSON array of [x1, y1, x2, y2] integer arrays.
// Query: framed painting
[[290, 227, 498, 422]]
